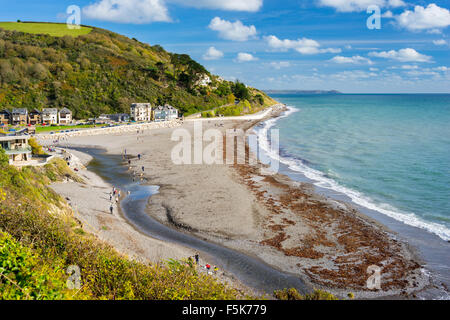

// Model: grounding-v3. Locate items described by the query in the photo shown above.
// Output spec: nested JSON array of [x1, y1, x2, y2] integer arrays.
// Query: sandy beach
[[41, 105, 430, 299]]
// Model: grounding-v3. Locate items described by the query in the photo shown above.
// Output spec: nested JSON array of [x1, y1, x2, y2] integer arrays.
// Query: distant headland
[[264, 90, 342, 95]]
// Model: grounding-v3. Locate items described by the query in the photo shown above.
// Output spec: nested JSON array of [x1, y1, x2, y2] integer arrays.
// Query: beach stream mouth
[[82, 147, 311, 296]]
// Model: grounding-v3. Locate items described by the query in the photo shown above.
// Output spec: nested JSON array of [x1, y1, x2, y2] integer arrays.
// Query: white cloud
[[235, 53, 258, 62], [203, 47, 224, 60], [265, 35, 341, 55], [268, 61, 291, 69], [330, 70, 378, 80], [369, 48, 432, 62], [330, 55, 374, 65], [83, 0, 170, 23], [433, 39, 448, 46], [387, 0, 405, 8], [209, 17, 257, 41], [167, 0, 263, 12], [400, 65, 419, 70], [382, 10, 394, 18], [396, 4, 450, 31], [435, 66, 449, 72], [83, 0, 263, 24], [318, 0, 404, 13]]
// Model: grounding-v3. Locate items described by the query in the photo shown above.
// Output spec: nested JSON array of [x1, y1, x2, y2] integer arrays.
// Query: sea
[[254, 94, 450, 298]]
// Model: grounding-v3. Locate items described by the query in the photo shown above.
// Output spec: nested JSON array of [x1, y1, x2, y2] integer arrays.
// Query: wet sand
[[41, 107, 431, 299]]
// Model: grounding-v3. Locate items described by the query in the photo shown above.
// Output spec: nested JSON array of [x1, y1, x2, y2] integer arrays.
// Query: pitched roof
[[12, 108, 28, 115], [29, 109, 41, 114], [59, 107, 72, 114], [42, 108, 58, 114]]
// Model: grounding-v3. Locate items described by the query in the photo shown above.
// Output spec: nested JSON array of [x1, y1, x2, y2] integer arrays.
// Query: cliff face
[[0, 23, 272, 118]]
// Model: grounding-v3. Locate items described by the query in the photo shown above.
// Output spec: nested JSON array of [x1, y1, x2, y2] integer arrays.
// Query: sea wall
[[37, 120, 182, 140]]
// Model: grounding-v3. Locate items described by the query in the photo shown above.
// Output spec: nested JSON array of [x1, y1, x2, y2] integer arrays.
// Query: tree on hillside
[[0, 147, 9, 165], [232, 80, 250, 101]]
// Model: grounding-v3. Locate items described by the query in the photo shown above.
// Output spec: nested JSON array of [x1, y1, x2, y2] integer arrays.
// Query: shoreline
[[41, 104, 435, 299]]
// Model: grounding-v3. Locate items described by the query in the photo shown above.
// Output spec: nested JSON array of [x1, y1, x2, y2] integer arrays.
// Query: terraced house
[[154, 104, 178, 122], [28, 109, 42, 125], [0, 109, 11, 125], [130, 103, 152, 122], [42, 108, 58, 125], [58, 107, 72, 124], [11, 108, 28, 125]]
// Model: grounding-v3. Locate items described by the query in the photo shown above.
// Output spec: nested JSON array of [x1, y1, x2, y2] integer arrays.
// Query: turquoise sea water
[[265, 94, 450, 241]]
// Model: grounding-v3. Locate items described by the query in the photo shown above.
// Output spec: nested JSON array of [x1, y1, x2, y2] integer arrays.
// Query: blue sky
[[1, 0, 450, 93]]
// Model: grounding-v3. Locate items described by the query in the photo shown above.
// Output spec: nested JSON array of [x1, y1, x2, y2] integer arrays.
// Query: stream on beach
[[80, 147, 312, 296]]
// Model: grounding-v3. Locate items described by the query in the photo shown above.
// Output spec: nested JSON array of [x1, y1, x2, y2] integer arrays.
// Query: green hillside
[[0, 22, 275, 118]]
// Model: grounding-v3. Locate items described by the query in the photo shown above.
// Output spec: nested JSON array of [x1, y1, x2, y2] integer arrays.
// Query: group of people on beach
[[109, 187, 121, 214], [109, 147, 146, 214], [187, 254, 219, 275]]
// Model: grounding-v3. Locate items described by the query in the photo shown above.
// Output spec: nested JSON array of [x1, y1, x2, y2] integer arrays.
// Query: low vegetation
[[274, 288, 338, 301]]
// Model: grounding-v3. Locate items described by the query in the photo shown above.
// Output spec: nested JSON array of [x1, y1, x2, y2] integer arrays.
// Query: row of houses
[[130, 103, 179, 122], [0, 103, 179, 127], [0, 108, 73, 126]]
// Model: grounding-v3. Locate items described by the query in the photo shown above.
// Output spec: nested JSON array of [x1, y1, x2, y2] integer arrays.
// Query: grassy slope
[[0, 22, 92, 37]]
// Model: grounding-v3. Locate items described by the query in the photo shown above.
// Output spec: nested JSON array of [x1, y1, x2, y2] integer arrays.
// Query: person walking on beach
[[109, 204, 114, 215], [195, 254, 199, 265], [138, 154, 141, 161], [142, 166, 145, 172]]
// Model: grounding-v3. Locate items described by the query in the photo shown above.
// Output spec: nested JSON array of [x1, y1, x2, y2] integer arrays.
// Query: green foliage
[[232, 81, 250, 101], [274, 288, 338, 301], [0, 146, 8, 165], [255, 94, 264, 105], [28, 137, 45, 155], [214, 82, 232, 97], [0, 231, 82, 300], [0, 24, 271, 118], [201, 111, 215, 118]]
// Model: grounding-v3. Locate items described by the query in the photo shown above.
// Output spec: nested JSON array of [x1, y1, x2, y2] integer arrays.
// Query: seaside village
[[0, 103, 179, 166]]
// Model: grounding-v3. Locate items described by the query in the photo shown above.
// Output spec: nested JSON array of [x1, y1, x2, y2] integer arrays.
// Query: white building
[[154, 104, 178, 121], [196, 74, 212, 87], [130, 103, 152, 122], [58, 108, 73, 125], [165, 104, 178, 120], [42, 108, 58, 125]]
